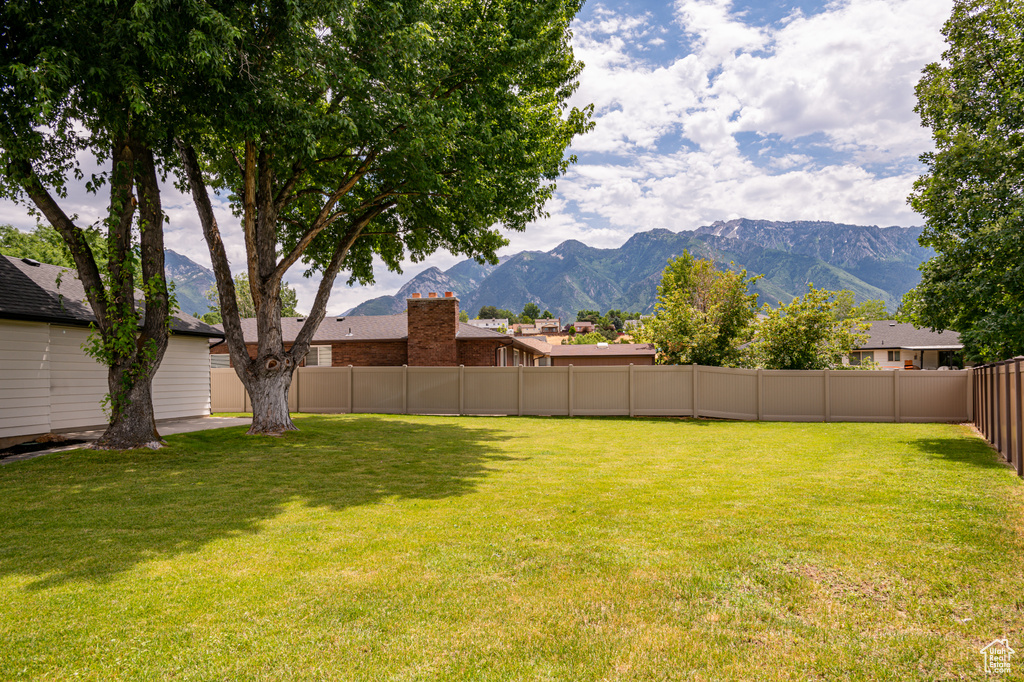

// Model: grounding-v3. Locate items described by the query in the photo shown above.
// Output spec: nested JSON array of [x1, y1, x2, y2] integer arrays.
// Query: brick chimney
[[407, 292, 459, 366]]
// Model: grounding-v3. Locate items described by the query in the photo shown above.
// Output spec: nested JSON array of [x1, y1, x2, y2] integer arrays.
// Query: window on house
[[513, 349, 520, 366], [305, 345, 332, 367], [210, 354, 230, 368], [887, 350, 901, 362], [848, 351, 872, 366]]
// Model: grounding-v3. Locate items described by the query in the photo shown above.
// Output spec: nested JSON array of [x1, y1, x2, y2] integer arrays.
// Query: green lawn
[[0, 416, 1021, 680]]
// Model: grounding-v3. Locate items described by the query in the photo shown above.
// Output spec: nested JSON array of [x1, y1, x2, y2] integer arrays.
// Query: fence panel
[[830, 372, 895, 422], [407, 367, 460, 415], [352, 367, 405, 414], [210, 368, 246, 412], [573, 366, 629, 416], [632, 365, 692, 416], [297, 367, 351, 413], [762, 371, 827, 421], [522, 366, 570, 415], [900, 370, 969, 422], [463, 368, 519, 415], [698, 366, 757, 420]]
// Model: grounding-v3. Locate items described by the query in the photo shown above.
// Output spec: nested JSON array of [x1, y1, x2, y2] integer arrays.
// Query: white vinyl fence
[[211, 365, 972, 423]]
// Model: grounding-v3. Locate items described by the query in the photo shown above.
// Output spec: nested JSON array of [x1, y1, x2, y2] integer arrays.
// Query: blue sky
[[0, 0, 953, 313]]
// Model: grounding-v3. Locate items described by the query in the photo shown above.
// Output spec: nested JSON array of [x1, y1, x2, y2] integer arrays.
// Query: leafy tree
[[907, 0, 1024, 361], [0, 1, 235, 448], [542, 309, 553, 318], [832, 291, 889, 321], [202, 273, 299, 325], [749, 286, 870, 370], [459, 310, 469, 323], [0, 224, 109, 267], [576, 310, 601, 324], [634, 252, 760, 366], [521, 302, 542, 323], [568, 331, 609, 345], [177, 0, 590, 434]]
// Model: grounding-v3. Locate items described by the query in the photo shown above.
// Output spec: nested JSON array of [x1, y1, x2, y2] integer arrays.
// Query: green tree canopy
[[174, 0, 591, 433], [907, 0, 1024, 361], [0, 224, 107, 267], [634, 252, 760, 366], [521, 302, 542, 323], [749, 286, 870, 370], [832, 291, 889, 322], [202, 273, 299, 325]]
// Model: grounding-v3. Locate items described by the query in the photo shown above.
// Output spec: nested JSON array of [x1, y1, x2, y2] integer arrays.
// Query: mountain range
[[343, 219, 932, 319], [165, 250, 217, 317]]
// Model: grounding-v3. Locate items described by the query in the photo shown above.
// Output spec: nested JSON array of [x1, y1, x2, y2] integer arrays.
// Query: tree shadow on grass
[[905, 433, 1014, 471], [0, 416, 520, 590]]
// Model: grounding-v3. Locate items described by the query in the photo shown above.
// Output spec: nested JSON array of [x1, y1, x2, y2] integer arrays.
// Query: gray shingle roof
[[0, 254, 224, 338], [548, 343, 656, 357], [219, 314, 512, 343], [859, 320, 961, 350]]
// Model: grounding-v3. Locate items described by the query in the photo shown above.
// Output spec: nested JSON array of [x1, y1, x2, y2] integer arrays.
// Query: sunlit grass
[[0, 416, 1021, 680]]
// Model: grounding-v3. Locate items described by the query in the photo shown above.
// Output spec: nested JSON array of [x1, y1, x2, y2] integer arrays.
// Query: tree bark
[[95, 369, 161, 449], [243, 364, 297, 435]]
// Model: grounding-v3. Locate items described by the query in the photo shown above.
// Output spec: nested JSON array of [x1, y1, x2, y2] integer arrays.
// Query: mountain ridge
[[344, 219, 929, 319]]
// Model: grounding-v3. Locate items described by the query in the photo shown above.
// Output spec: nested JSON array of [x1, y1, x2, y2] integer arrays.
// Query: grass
[[0, 415, 1022, 680]]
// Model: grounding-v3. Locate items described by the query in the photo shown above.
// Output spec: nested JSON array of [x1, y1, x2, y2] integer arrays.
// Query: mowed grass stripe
[[0, 416, 1020, 680]]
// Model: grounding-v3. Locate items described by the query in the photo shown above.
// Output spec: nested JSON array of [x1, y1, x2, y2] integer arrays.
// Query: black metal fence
[[972, 357, 1024, 477]]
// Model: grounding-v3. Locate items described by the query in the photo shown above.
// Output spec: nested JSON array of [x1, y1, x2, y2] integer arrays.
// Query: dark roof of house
[[858, 320, 962, 350], [219, 314, 512, 344], [0, 254, 223, 338], [548, 342, 656, 357]]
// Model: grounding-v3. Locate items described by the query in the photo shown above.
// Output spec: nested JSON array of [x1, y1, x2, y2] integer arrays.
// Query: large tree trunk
[[243, 361, 297, 435], [95, 371, 161, 449]]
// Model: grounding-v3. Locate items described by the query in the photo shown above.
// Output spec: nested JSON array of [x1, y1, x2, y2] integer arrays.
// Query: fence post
[[568, 364, 574, 417], [459, 365, 465, 416], [293, 367, 300, 413], [756, 368, 763, 421], [518, 365, 523, 417], [823, 369, 831, 423], [348, 365, 354, 414], [966, 366, 974, 422], [1004, 361, 1012, 461], [991, 364, 997, 446], [628, 364, 635, 418], [893, 369, 901, 423], [693, 363, 700, 418], [403, 364, 409, 415], [1016, 358, 1023, 477]]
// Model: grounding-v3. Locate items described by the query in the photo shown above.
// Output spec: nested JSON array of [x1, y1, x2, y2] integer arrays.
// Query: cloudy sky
[[1, 0, 953, 314]]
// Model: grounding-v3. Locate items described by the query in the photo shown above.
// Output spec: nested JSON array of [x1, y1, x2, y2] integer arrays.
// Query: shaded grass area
[[0, 416, 1021, 680]]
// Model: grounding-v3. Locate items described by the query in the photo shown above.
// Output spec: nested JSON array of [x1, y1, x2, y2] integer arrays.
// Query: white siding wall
[[0, 322, 212, 438], [0, 320, 52, 438], [49, 325, 109, 430], [153, 336, 212, 420]]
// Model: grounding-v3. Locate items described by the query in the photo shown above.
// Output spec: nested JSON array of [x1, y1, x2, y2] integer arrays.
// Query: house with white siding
[[848, 320, 964, 369], [0, 255, 223, 447]]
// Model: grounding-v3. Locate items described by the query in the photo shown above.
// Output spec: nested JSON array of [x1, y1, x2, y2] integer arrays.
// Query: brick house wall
[[407, 295, 459, 366], [457, 339, 506, 367], [210, 340, 409, 367]]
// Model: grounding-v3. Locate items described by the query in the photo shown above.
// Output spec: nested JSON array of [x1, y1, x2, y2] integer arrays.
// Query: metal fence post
[[1016, 358, 1023, 477]]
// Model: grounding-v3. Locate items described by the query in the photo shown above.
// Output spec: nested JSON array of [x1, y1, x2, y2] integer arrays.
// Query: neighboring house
[[212, 292, 542, 368], [572, 321, 596, 334], [513, 337, 657, 366], [465, 318, 508, 330], [0, 255, 224, 447], [512, 323, 538, 335], [534, 318, 561, 334], [849, 320, 963, 369]]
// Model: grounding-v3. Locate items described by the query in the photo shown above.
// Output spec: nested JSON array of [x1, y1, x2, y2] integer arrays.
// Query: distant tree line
[[633, 251, 888, 370]]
